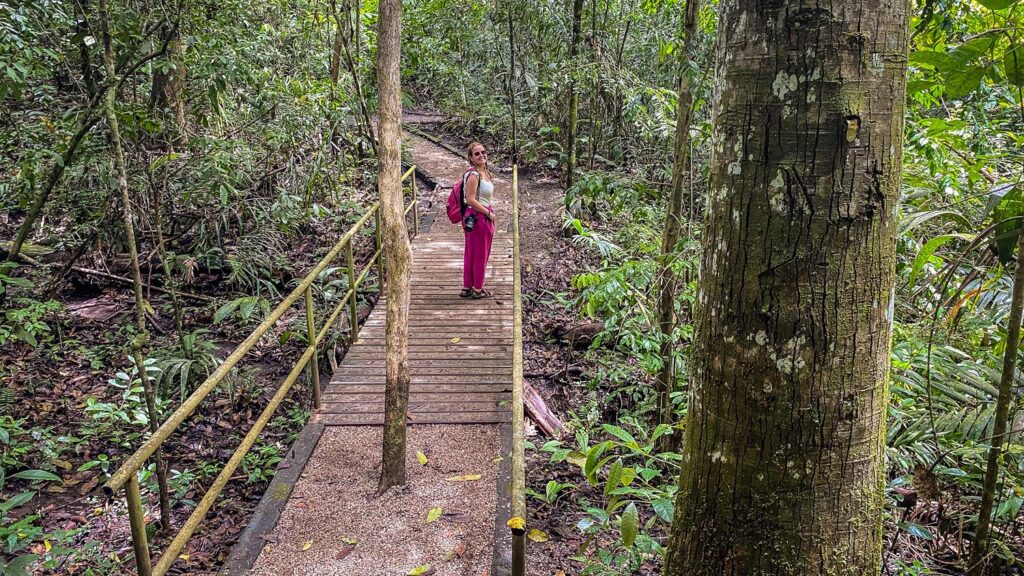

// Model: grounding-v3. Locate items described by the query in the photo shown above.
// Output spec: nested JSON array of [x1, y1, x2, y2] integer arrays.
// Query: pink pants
[[463, 207, 495, 290]]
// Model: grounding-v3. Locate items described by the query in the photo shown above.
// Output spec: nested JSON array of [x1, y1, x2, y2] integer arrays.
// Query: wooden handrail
[[510, 165, 526, 575], [105, 168, 419, 576]]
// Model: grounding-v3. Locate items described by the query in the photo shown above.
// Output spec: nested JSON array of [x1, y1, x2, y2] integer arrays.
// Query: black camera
[[464, 214, 476, 232]]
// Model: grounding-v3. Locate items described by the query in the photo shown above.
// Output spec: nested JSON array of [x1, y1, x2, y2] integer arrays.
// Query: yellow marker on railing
[[104, 168, 419, 576]]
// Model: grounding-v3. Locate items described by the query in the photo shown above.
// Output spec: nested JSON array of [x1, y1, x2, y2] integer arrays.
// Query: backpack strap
[[460, 168, 479, 215]]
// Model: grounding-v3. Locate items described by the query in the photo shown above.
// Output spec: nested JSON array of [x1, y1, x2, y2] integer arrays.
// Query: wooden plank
[[318, 412, 512, 426]]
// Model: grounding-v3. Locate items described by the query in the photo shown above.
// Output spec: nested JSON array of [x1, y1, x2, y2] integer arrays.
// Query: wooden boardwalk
[[315, 214, 515, 426]]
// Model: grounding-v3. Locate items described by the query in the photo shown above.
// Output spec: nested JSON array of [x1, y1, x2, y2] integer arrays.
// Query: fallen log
[[524, 381, 566, 438], [69, 265, 214, 303], [550, 321, 603, 349]]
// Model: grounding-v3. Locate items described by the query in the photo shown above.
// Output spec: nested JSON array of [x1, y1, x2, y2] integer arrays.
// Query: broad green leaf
[[1002, 45, 1024, 87], [619, 467, 637, 486], [11, 470, 61, 483], [943, 66, 986, 99], [908, 233, 975, 286], [652, 498, 675, 522], [407, 564, 434, 576], [899, 209, 973, 236], [620, 502, 639, 547], [0, 491, 35, 514], [909, 50, 956, 70], [601, 424, 639, 449], [977, 0, 1015, 9], [3, 554, 39, 576], [426, 506, 442, 523], [416, 450, 428, 465]]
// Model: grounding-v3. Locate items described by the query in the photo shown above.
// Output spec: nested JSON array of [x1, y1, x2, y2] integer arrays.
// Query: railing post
[[412, 177, 419, 237], [126, 475, 153, 576], [304, 287, 321, 409], [346, 239, 359, 344]]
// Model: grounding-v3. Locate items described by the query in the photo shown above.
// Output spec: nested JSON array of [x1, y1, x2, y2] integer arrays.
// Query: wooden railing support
[[304, 286, 322, 408]]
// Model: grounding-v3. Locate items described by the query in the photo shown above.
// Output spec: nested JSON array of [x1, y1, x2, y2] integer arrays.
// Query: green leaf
[[1002, 45, 1024, 87], [601, 424, 639, 450], [407, 564, 434, 576], [620, 502, 639, 548], [11, 470, 61, 483], [977, 0, 1015, 9], [0, 491, 35, 514], [605, 459, 623, 496], [988, 186, 1023, 263], [3, 554, 39, 576], [910, 50, 956, 70], [908, 233, 975, 286], [899, 521, 934, 540], [943, 66, 986, 99], [652, 498, 675, 522], [583, 441, 611, 485]]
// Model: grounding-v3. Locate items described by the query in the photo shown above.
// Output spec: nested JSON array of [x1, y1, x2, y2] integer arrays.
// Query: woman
[[461, 141, 497, 299]]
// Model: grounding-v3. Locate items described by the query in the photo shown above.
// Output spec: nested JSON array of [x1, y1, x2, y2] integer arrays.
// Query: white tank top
[[476, 177, 494, 208]]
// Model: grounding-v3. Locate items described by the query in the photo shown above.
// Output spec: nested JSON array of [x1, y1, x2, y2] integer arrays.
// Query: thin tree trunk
[[508, 1, 518, 165], [663, 0, 909, 573], [376, 0, 411, 494], [968, 229, 1024, 576], [653, 0, 699, 454], [99, 0, 172, 531], [329, 0, 343, 84], [338, 0, 377, 158], [565, 0, 584, 190]]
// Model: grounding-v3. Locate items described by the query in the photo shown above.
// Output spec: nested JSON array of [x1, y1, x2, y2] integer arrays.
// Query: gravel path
[[248, 426, 500, 576]]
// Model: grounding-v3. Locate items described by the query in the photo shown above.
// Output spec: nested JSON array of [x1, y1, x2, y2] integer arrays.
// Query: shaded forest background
[[1, 0, 1024, 574]]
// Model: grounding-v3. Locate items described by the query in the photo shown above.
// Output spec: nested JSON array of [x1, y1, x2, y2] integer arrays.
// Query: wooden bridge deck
[[315, 214, 515, 426]]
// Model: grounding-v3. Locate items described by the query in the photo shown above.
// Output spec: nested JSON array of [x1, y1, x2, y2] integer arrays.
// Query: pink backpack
[[446, 168, 478, 224]]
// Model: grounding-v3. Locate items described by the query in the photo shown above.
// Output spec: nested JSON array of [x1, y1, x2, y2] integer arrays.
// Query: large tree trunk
[[376, 0, 411, 494], [654, 0, 699, 454], [663, 0, 909, 573]]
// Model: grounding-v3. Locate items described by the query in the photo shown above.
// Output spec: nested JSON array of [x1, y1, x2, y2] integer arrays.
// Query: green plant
[[0, 265, 61, 347], [241, 442, 284, 484], [526, 479, 575, 506]]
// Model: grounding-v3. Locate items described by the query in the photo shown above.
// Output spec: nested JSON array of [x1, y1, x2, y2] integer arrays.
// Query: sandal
[[472, 289, 493, 299], [459, 288, 473, 298]]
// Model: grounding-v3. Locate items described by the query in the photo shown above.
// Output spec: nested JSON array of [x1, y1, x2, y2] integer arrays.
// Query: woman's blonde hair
[[466, 141, 485, 160]]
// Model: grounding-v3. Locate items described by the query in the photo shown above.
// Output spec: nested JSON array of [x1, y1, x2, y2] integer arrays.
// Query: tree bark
[[565, 0, 584, 190], [663, 0, 909, 573], [968, 229, 1024, 576], [376, 0, 411, 494], [99, 0, 172, 531], [654, 0, 699, 454]]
